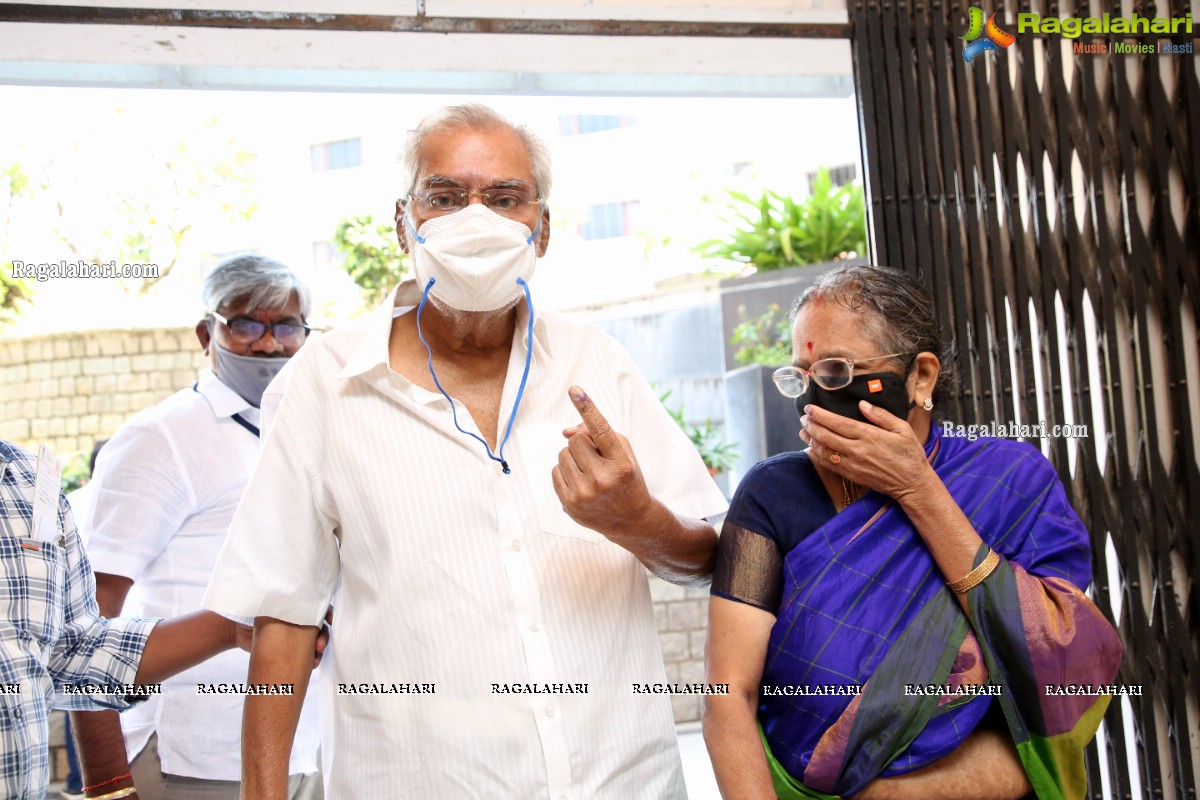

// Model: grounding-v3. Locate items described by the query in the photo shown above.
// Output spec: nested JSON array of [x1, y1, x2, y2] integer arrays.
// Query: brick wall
[[650, 576, 711, 723], [0, 327, 206, 457]]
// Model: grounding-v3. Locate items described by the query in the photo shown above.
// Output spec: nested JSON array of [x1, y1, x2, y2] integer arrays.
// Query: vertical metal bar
[[881, 0, 919, 274], [873, 0, 905, 266], [851, 0, 887, 266], [931, 1, 976, 425]]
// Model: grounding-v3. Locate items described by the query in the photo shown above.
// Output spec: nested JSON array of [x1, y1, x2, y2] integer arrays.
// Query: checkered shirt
[[0, 440, 157, 799]]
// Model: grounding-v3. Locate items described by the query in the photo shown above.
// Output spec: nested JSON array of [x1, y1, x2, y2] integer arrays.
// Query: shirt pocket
[[0, 535, 67, 645], [519, 423, 608, 545]]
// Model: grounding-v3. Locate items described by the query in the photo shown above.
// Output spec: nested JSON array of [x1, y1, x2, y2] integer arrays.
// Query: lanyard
[[414, 278, 535, 475]]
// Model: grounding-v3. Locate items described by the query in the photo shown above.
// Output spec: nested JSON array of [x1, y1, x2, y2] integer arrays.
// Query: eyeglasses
[[772, 352, 911, 398], [409, 187, 543, 218], [210, 311, 311, 347]]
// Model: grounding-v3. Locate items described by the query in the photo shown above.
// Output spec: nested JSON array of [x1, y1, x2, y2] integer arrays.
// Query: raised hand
[[551, 385, 653, 536]]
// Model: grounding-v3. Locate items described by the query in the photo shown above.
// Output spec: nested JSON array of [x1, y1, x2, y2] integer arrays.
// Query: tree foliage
[[333, 214, 410, 305], [12, 117, 258, 295], [1, 163, 35, 324], [698, 167, 866, 271]]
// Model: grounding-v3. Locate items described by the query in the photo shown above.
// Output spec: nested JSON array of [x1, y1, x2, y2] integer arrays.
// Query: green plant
[[59, 452, 91, 494], [333, 214, 410, 305], [659, 390, 739, 474], [698, 168, 866, 271], [730, 304, 793, 367], [0, 269, 32, 325]]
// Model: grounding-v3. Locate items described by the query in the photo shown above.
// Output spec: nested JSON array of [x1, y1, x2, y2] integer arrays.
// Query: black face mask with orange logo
[[794, 371, 914, 426]]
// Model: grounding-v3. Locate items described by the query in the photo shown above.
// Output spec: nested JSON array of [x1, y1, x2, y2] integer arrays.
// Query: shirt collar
[[196, 369, 256, 419], [338, 279, 552, 381], [0, 440, 22, 463]]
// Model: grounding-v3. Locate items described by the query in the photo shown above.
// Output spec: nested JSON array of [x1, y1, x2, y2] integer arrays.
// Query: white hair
[[399, 103, 552, 201]]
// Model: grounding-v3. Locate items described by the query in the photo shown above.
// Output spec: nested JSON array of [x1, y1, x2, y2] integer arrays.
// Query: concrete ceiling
[[0, 1, 854, 97]]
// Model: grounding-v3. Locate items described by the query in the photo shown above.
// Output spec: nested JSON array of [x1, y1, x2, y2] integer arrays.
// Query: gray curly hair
[[792, 264, 956, 404]]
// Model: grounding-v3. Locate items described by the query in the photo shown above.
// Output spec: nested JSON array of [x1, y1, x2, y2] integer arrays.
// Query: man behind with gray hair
[[71, 255, 322, 800]]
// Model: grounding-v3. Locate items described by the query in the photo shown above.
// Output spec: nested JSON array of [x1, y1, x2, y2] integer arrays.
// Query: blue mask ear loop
[[414, 277, 536, 475], [404, 213, 426, 244]]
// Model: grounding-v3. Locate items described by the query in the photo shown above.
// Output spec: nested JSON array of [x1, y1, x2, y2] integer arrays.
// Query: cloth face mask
[[406, 203, 541, 313], [213, 344, 289, 408], [795, 371, 913, 426]]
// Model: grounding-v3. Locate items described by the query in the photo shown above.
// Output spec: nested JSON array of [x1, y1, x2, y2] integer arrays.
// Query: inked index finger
[[568, 385, 620, 456]]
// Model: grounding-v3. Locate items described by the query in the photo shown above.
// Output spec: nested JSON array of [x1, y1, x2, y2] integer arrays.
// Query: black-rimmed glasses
[[210, 311, 310, 347]]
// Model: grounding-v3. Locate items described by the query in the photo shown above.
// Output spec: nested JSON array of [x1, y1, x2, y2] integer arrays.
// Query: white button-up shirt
[[87, 371, 321, 781], [205, 283, 728, 798]]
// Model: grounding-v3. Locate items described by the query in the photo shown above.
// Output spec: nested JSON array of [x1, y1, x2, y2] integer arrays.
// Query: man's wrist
[[87, 788, 137, 800], [605, 493, 666, 543], [84, 769, 136, 798]]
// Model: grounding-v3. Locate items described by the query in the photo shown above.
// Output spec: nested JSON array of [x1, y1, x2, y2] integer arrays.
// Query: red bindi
[[806, 341, 813, 353]]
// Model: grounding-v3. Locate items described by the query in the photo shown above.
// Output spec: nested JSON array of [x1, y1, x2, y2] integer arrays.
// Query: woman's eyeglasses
[[772, 352, 911, 398]]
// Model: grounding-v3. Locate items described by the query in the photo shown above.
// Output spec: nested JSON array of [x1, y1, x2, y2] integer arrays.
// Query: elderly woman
[[703, 265, 1122, 800]]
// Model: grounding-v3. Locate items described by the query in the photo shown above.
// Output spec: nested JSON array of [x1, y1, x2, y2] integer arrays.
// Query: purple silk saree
[[744, 424, 1122, 799]]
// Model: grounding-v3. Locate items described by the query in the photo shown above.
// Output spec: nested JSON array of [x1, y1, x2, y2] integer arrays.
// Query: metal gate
[[851, 1, 1200, 796]]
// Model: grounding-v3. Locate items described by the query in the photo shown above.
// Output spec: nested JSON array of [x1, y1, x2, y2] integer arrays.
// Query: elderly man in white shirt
[[204, 104, 728, 799], [71, 255, 322, 800]]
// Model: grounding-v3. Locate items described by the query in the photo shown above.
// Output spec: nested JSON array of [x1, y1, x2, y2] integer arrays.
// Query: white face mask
[[406, 203, 541, 313]]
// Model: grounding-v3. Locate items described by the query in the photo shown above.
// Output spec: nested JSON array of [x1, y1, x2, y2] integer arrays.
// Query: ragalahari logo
[[962, 7, 1016, 62]]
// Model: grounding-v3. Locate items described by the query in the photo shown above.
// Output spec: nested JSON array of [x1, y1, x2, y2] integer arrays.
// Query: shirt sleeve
[[86, 416, 194, 581], [48, 492, 158, 712], [203, 354, 340, 628], [710, 460, 786, 613]]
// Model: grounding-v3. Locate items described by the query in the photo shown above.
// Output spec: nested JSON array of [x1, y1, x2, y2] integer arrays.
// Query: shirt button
[[544, 703, 556, 717], [527, 620, 540, 633], [12, 708, 22, 719], [511, 539, 522, 552]]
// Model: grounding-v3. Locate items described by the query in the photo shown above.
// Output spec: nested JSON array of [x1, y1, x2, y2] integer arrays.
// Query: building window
[[580, 201, 638, 240], [808, 163, 858, 188], [558, 115, 637, 136], [311, 138, 362, 171]]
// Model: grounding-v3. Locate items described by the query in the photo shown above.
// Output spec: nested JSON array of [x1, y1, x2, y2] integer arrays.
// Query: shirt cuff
[[203, 578, 329, 628], [54, 616, 160, 712], [85, 549, 148, 582]]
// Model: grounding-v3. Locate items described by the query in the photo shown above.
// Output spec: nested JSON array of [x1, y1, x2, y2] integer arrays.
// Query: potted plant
[[697, 167, 867, 272], [698, 168, 869, 481], [729, 303, 792, 367], [659, 390, 739, 476]]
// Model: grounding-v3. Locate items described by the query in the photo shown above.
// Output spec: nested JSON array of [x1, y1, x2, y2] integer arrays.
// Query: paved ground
[[679, 723, 721, 799]]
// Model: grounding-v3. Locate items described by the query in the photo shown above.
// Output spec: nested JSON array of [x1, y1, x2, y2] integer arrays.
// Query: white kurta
[[87, 372, 321, 781], [205, 283, 728, 799]]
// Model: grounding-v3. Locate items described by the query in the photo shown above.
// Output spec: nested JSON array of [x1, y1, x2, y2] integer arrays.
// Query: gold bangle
[[947, 549, 1001, 594], [88, 787, 137, 800]]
